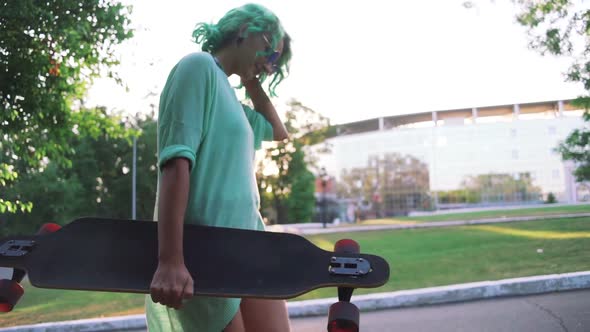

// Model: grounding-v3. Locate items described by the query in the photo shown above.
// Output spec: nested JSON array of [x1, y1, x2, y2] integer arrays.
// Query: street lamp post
[[129, 111, 144, 221], [132, 135, 137, 220], [320, 167, 328, 229]]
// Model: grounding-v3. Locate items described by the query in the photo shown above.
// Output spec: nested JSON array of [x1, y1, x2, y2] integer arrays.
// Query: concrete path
[[291, 289, 590, 332], [268, 213, 590, 235]]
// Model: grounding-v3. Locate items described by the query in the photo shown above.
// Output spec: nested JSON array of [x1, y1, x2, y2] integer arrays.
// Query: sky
[[86, 0, 586, 125]]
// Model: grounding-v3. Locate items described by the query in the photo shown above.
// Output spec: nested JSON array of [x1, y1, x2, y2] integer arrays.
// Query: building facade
[[314, 100, 588, 217]]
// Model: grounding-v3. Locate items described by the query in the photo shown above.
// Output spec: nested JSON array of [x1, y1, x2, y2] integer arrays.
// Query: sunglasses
[[261, 34, 280, 73]]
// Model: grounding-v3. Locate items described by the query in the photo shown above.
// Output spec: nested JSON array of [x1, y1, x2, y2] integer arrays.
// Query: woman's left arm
[[243, 79, 288, 141]]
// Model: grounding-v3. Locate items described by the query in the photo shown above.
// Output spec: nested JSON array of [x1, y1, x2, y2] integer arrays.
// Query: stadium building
[[314, 99, 588, 220]]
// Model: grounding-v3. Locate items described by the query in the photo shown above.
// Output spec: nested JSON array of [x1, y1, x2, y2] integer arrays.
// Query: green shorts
[[145, 295, 240, 331]]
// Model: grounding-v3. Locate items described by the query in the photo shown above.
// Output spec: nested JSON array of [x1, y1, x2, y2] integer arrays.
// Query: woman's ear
[[236, 24, 249, 45], [238, 24, 249, 39]]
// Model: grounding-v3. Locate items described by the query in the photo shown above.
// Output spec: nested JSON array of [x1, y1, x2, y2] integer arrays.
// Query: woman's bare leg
[[223, 307, 245, 332], [240, 299, 291, 332]]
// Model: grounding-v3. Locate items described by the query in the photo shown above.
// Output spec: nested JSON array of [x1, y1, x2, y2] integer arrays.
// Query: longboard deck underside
[[3, 218, 390, 298]]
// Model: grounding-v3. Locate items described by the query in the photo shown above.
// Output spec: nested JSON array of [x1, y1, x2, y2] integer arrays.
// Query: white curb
[[288, 270, 590, 317]]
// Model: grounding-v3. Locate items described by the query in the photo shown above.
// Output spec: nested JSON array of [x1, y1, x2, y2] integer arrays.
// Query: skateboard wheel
[[0, 279, 24, 312], [327, 320, 359, 332], [334, 239, 360, 254], [38, 223, 61, 235], [327, 301, 359, 332]]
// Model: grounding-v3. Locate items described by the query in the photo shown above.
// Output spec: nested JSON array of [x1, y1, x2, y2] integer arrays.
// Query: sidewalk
[[1, 271, 589, 332], [267, 213, 590, 235]]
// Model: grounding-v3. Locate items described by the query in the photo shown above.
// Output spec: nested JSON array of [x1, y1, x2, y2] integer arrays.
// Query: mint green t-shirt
[[145, 52, 274, 332]]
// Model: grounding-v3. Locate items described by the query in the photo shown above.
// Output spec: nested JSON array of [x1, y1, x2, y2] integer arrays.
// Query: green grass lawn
[[1, 285, 145, 327], [300, 216, 590, 300], [2, 216, 589, 327], [356, 204, 590, 225]]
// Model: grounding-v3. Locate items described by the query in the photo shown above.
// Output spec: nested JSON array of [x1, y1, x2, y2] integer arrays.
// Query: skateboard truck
[[0, 239, 34, 312], [0, 240, 35, 257], [328, 239, 363, 332], [0, 223, 60, 312], [329, 257, 371, 276]]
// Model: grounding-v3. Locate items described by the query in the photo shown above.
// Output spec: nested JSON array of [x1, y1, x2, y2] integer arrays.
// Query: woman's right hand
[[150, 259, 194, 310]]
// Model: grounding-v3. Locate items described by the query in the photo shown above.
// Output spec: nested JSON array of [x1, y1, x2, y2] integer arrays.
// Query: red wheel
[[327, 301, 359, 332], [334, 239, 360, 254], [0, 279, 24, 312], [37, 223, 61, 235], [327, 320, 359, 332]]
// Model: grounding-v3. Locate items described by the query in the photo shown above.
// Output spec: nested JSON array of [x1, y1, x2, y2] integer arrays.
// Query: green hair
[[192, 3, 292, 97]]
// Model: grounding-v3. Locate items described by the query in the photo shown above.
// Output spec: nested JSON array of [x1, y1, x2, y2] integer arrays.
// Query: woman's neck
[[212, 47, 236, 77]]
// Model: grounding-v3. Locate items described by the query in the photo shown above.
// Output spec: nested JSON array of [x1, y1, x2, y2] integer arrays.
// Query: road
[[290, 289, 590, 332]]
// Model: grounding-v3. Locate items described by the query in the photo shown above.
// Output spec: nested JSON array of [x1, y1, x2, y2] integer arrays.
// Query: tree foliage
[[515, 0, 590, 181], [516, 0, 590, 92], [1, 116, 157, 236], [257, 99, 330, 224], [0, 0, 135, 213], [555, 102, 590, 181]]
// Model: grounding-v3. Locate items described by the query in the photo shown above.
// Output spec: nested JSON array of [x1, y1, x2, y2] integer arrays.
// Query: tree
[[1, 114, 158, 236], [92, 116, 158, 220], [0, 162, 87, 236], [0, 0, 135, 213], [284, 145, 316, 223], [515, 1, 590, 181], [555, 110, 590, 181], [256, 99, 331, 224]]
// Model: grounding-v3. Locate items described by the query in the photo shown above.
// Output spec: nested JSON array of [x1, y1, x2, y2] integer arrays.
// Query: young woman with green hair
[[146, 3, 292, 331]]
